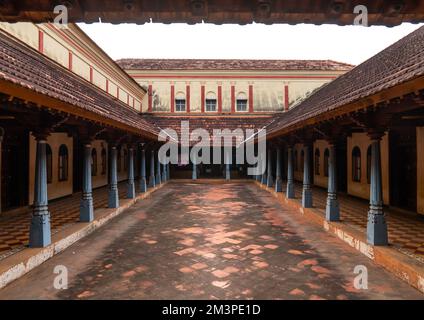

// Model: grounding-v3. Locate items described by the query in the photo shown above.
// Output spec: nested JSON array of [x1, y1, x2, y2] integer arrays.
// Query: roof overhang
[[1, 1, 424, 26]]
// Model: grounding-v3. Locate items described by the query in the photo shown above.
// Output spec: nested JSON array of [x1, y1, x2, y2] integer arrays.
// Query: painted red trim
[[249, 85, 254, 113], [38, 30, 44, 53], [68, 51, 73, 71], [284, 85, 289, 111], [106, 79, 109, 93], [90, 67, 93, 83], [131, 74, 337, 80], [186, 85, 191, 113], [231, 85, 236, 113], [170, 85, 175, 113], [148, 85, 153, 112], [218, 86, 222, 114], [201, 85, 205, 113]]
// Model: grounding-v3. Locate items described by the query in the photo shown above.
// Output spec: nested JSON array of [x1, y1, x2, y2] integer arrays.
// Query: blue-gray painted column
[[127, 146, 135, 199], [325, 144, 339, 221], [139, 148, 147, 192], [192, 153, 197, 180], [80, 143, 94, 222], [302, 145, 313, 208], [267, 149, 274, 188], [167, 163, 170, 180], [275, 148, 282, 192], [108, 145, 119, 208], [286, 147, 295, 198], [29, 134, 51, 247], [367, 134, 388, 245], [261, 149, 267, 185], [225, 149, 231, 180], [148, 150, 156, 188], [162, 161, 167, 182], [156, 151, 162, 185]]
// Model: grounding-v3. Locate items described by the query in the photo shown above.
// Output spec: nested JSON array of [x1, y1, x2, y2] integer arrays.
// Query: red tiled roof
[[0, 30, 158, 137], [116, 59, 354, 71], [267, 25, 424, 137]]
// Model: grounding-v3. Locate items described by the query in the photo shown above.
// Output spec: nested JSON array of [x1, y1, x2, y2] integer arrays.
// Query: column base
[[267, 176, 274, 188], [127, 182, 135, 199], [148, 176, 156, 188], [108, 188, 119, 208], [286, 181, 295, 199], [275, 178, 282, 192], [325, 197, 340, 221], [302, 188, 313, 208], [80, 197, 94, 222], [367, 210, 388, 246], [139, 178, 147, 193], [29, 213, 51, 248]]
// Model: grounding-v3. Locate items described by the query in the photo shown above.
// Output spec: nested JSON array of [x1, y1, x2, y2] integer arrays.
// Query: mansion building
[[0, 20, 423, 285]]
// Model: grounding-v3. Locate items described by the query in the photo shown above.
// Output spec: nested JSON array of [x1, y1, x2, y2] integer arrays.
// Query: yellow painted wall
[[347, 132, 389, 204], [313, 140, 330, 189], [417, 127, 424, 215], [28, 133, 73, 203]]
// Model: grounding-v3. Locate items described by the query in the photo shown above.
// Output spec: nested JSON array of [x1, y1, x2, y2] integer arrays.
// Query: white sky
[[78, 22, 423, 65]]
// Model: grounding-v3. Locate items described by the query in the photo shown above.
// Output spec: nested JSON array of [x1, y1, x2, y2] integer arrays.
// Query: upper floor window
[[314, 148, 320, 175], [352, 146, 361, 182], [366, 145, 372, 184], [46, 144, 53, 184], [175, 92, 186, 112], [58, 144, 68, 181], [324, 148, 330, 177], [91, 148, 97, 176], [236, 92, 248, 112], [205, 92, 217, 112]]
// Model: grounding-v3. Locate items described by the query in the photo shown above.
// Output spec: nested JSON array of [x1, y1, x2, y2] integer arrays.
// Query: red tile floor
[[0, 182, 129, 259], [285, 181, 424, 262], [0, 182, 421, 299]]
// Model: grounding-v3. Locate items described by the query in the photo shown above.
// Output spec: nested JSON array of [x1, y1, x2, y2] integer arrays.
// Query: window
[[58, 144, 68, 181], [101, 148, 107, 175], [294, 150, 298, 171], [352, 146, 361, 182], [366, 145, 372, 184], [324, 148, 330, 177], [300, 150, 305, 172], [46, 144, 52, 184], [117, 148, 122, 172], [236, 92, 248, 112], [175, 92, 186, 112], [91, 148, 97, 176], [314, 148, 320, 175], [123, 149, 128, 171], [205, 92, 217, 112]]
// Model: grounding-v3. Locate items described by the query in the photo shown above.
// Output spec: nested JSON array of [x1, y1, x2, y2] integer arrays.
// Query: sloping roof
[[0, 30, 158, 137], [267, 25, 424, 136], [146, 115, 272, 146], [116, 59, 354, 72]]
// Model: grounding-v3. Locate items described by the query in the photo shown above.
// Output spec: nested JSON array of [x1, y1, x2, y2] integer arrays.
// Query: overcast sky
[[78, 22, 423, 66]]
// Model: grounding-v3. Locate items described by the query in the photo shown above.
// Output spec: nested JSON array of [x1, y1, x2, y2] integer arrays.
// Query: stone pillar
[[80, 143, 94, 222], [162, 161, 167, 182], [302, 145, 313, 208], [275, 148, 282, 192], [225, 149, 231, 180], [261, 150, 267, 185], [267, 148, 274, 188], [29, 133, 51, 247], [192, 153, 197, 180], [325, 144, 339, 221], [108, 145, 119, 208], [286, 147, 295, 198], [139, 148, 147, 192], [367, 134, 388, 245], [167, 163, 170, 180], [127, 146, 135, 199], [148, 150, 156, 188], [156, 151, 162, 185]]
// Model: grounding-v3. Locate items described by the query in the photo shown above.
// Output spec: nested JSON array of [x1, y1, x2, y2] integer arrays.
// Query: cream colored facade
[[124, 69, 347, 113], [0, 22, 145, 111]]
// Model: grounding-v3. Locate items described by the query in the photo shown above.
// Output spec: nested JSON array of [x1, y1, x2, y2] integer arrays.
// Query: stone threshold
[[0, 182, 167, 290], [255, 181, 424, 294]]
